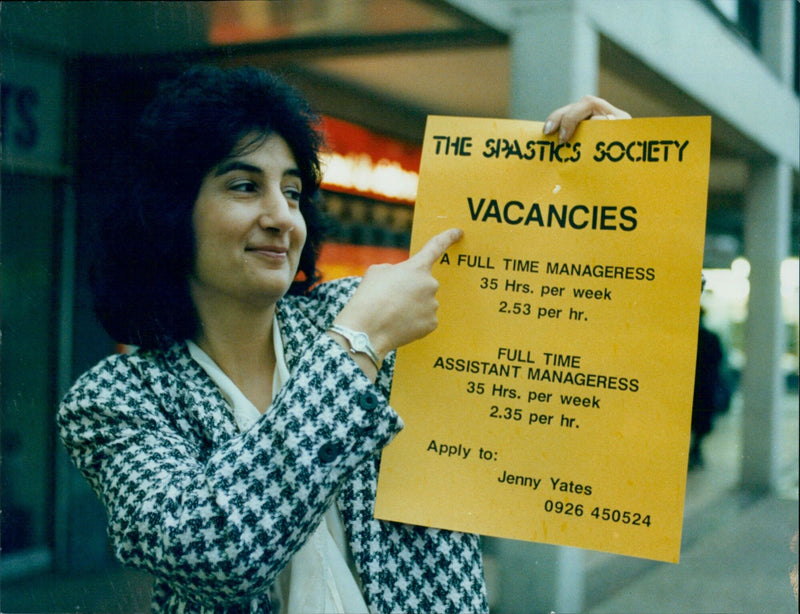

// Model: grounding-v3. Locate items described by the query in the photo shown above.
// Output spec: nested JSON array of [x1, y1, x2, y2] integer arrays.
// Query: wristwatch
[[327, 324, 381, 369]]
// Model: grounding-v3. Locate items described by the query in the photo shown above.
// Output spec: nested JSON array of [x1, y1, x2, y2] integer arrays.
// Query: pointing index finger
[[410, 228, 463, 270]]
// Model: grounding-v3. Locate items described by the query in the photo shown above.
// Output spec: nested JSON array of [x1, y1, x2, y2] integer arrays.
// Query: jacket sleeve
[[57, 331, 403, 606]]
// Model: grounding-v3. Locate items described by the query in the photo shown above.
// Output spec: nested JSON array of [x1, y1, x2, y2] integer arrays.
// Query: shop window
[[315, 116, 420, 279], [322, 191, 413, 249]]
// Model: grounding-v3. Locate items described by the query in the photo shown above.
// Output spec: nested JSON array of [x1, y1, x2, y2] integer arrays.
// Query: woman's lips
[[246, 245, 288, 258]]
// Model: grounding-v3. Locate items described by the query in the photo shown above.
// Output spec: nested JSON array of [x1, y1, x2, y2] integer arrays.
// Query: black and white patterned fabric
[[58, 277, 489, 613]]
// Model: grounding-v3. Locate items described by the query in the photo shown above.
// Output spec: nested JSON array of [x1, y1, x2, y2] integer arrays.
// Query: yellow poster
[[374, 115, 711, 563]]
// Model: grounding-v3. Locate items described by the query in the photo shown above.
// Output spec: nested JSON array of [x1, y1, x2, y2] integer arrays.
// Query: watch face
[[351, 332, 369, 351]]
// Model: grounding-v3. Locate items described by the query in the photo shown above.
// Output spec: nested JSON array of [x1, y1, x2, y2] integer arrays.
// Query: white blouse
[[187, 320, 370, 614]]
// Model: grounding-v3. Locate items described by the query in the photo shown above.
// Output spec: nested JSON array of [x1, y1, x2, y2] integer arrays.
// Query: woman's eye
[[284, 186, 302, 202], [229, 180, 257, 193]]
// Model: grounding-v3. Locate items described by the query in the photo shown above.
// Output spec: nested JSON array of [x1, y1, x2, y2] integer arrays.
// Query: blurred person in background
[[690, 277, 733, 469]]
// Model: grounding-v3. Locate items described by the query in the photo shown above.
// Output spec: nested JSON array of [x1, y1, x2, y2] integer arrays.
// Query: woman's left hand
[[543, 95, 631, 143]]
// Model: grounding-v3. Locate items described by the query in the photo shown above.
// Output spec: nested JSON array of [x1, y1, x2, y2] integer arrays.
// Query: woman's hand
[[543, 95, 631, 143], [332, 228, 463, 364]]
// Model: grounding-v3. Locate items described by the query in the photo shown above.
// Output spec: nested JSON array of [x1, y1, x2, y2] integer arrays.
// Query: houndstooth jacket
[[58, 276, 489, 614]]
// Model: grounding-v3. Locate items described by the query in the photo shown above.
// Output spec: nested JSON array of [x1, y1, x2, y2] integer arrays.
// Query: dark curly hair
[[92, 65, 326, 349]]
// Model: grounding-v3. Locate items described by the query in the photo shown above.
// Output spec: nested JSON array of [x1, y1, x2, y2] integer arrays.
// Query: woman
[[58, 65, 629, 613]]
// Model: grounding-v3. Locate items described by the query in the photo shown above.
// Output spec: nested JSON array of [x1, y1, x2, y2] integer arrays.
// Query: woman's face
[[189, 133, 307, 312]]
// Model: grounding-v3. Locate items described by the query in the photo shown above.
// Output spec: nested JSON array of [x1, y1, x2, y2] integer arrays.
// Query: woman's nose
[[258, 187, 294, 231]]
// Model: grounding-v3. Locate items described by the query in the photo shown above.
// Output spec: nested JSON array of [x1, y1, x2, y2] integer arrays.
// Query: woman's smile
[[245, 243, 290, 260]]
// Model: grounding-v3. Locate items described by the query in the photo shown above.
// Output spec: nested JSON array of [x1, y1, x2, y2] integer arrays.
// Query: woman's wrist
[[331, 307, 392, 360], [326, 328, 379, 382]]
